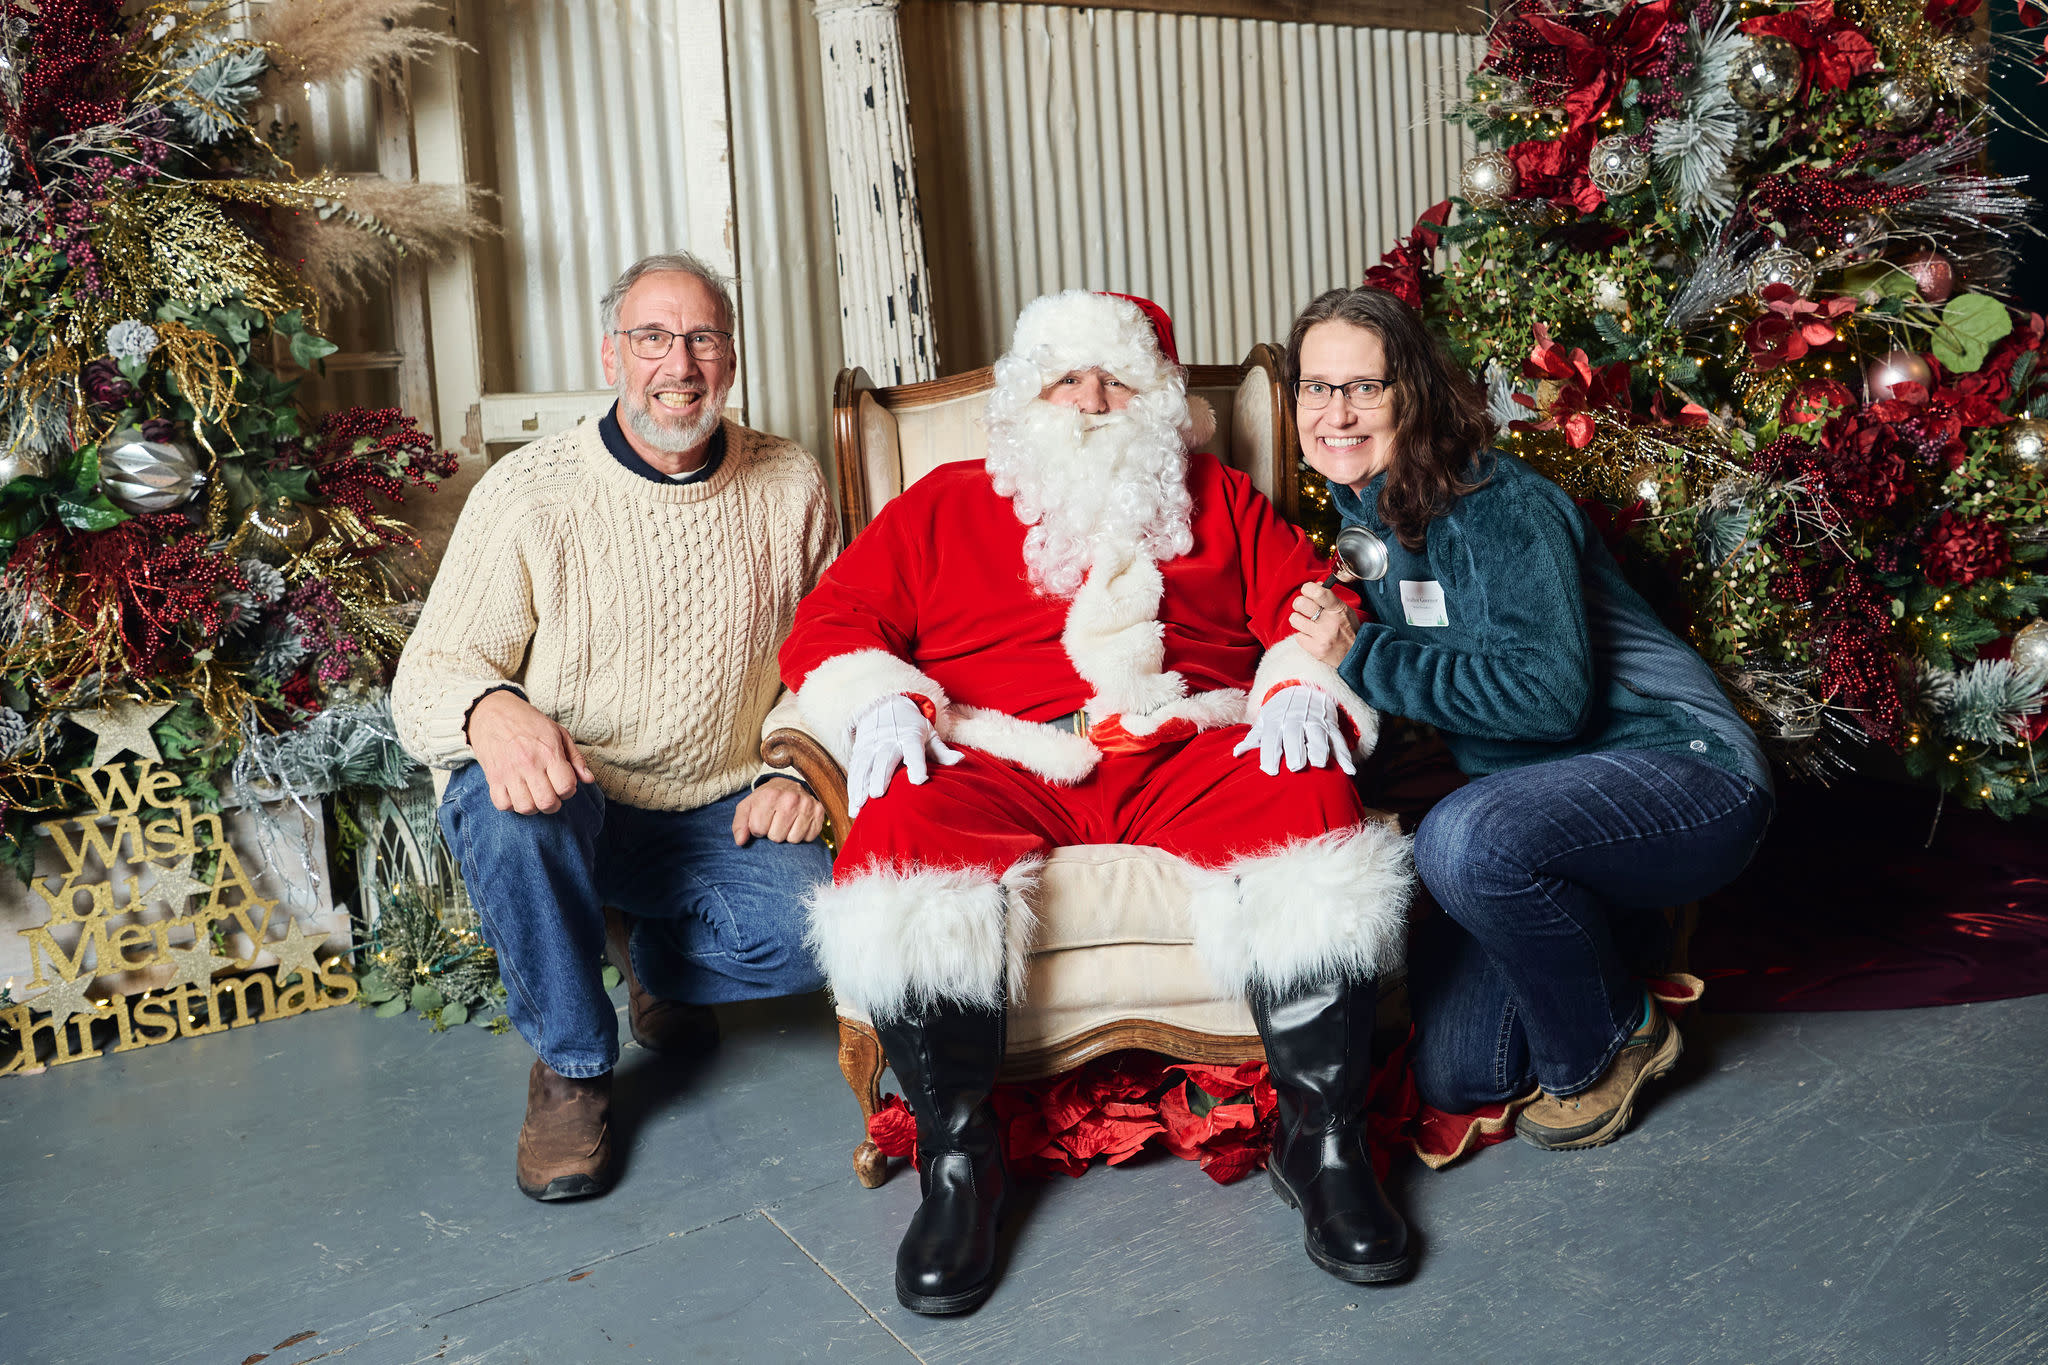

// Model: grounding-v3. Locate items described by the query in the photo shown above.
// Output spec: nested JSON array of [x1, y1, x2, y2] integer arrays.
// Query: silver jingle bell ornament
[[1728, 35, 1803, 112], [1461, 151, 1517, 210], [2003, 418, 2047, 473], [1587, 134, 1649, 197], [1875, 73, 1933, 131], [98, 428, 206, 513], [1748, 245, 1818, 299]]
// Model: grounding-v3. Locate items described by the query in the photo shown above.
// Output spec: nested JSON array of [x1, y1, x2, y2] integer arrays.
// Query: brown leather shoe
[[603, 908, 720, 1056], [1514, 1000, 1683, 1151], [515, 1059, 615, 1200]]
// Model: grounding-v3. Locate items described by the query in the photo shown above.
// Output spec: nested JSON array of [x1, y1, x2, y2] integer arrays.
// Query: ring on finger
[[1308, 606, 1323, 621]]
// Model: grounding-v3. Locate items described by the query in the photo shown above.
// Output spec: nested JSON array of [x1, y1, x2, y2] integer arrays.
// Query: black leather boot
[[1253, 977, 1412, 1283], [875, 999, 1010, 1315]]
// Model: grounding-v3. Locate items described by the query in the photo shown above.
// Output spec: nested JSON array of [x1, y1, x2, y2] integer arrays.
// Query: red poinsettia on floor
[[866, 975, 1707, 1185]]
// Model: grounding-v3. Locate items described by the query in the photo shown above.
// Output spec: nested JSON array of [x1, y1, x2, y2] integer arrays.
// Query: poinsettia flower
[[1514, 323, 1632, 448], [1521, 0, 1674, 131], [1780, 377, 1860, 425], [1507, 126, 1603, 214], [1744, 284, 1854, 372], [1742, 0, 1878, 90], [1363, 201, 1453, 308]]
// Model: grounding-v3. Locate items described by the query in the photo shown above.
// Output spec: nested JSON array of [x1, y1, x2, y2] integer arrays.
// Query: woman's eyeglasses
[[615, 327, 734, 362], [1294, 378, 1390, 411]]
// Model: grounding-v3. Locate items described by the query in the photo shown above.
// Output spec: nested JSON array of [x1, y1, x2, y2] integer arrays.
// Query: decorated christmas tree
[[1351, 0, 2048, 815], [0, 1, 487, 874]]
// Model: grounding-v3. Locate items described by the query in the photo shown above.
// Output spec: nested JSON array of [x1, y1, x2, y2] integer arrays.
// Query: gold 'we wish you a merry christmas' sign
[[2, 746, 358, 1075]]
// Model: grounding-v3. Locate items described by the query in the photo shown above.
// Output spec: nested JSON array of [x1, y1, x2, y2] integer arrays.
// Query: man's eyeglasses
[[1294, 378, 1391, 411], [615, 327, 734, 362]]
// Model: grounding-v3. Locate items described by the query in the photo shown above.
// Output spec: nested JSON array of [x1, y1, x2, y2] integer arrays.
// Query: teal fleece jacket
[[1329, 452, 1772, 795]]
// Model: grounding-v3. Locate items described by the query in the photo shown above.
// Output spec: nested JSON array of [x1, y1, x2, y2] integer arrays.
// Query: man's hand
[[1288, 580, 1360, 669], [466, 689, 595, 814], [847, 693, 963, 816], [1233, 684, 1357, 777], [733, 777, 827, 846]]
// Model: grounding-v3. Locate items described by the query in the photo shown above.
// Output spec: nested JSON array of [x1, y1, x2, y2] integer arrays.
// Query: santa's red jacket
[[780, 453, 1376, 785]]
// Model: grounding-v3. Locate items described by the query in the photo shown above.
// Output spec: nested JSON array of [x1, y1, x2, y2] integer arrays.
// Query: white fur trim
[[1183, 822, 1413, 999], [1187, 394, 1217, 450], [807, 861, 1038, 1023], [1000, 857, 1044, 1003], [1249, 636, 1381, 760], [1064, 552, 1187, 719], [949, 706, 1102, 784], [1119, 687, 1249, 737], [1006, 290, 1180, 395], [795, 648, 951, 766]]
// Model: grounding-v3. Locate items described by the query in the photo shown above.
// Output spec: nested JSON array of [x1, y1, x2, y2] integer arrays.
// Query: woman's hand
[[1288, 581, 1359, 669]]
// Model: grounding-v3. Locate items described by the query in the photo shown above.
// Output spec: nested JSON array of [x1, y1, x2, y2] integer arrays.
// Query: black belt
[[1052, 709, 1090, 736]]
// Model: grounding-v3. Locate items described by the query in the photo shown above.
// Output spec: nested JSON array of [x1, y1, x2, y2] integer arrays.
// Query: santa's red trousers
[[835, 725, 1365, 880]]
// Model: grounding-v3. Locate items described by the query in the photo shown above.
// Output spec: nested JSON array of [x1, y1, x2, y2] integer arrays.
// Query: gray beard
[[617, 378, 728, 456]]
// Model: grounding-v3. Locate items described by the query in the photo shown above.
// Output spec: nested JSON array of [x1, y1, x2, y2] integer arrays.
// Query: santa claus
[[780, 291, 1414, 1312]]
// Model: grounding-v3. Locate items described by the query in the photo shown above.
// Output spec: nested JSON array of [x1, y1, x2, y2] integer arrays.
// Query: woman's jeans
[[1407, 750, 1772, 1110], [438, 763, 830, 1078]]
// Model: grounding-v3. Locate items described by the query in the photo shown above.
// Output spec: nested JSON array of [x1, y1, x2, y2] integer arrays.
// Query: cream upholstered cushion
[[831, 845, 1257, 1049]]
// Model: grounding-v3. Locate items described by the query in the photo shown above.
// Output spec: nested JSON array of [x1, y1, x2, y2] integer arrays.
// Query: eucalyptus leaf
[[410, 982, 446, 1015], [439, 1002, 469, 1027], [358, 970, 397, 1004], [601, 964, 622, 991], [1930, 294, 2013, 374], [374, 997, 408, 1018]]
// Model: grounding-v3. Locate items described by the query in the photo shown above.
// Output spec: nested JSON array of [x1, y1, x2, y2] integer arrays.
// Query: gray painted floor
[[2, 989, 2043, 1365]]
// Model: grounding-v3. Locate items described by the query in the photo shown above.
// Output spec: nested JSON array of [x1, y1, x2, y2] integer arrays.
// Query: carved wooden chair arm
[[761, 728, 851, 845]]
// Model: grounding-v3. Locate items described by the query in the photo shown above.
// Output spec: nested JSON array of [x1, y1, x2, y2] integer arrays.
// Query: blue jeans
[[1406, 751, 1772, 1109], [438, 763, 830, 1077]]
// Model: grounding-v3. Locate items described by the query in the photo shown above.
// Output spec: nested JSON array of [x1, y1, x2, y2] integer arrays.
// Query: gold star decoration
[[145, 854, 213, 913], [161, 935, 236, 993], [70, 697, 175, 768], [28, 973, 105, 1028], [266, 917, 331, 984]]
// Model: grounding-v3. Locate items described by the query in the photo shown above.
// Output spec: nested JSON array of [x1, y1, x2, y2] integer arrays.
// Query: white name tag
[[1399, 579, 1449, 627]]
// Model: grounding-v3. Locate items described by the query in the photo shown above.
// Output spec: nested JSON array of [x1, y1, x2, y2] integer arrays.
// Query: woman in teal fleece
[[1280, 286, 1774, 1149]]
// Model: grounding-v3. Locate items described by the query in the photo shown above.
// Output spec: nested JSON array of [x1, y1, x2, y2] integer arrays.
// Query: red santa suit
[[782, 296, 1412, 1026]]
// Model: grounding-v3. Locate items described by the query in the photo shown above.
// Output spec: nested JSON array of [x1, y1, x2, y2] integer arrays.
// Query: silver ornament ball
[[1748, 245, 1817, 299], [1728, 35, 1803, 112], [1837, 212, 1888, 262], [0, 447, 50, 485], [1587, 134, 1649, 197], [98, 429, 206, 513], [2012, 620, 2048, 676], [2003, 418, 2048, 472], [1864, 350, 1934, 402], [1461, 151, 1517, 210], [1875, 73, 1933, 130]]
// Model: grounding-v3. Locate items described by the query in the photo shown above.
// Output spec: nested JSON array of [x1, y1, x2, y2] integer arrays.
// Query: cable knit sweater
[[391, 416, 836, 811]]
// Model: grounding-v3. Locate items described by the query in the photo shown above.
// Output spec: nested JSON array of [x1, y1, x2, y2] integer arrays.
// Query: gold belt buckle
[[1057, 709, 1089, 736]]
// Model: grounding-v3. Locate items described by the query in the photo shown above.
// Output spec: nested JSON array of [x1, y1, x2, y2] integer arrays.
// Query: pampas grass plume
[[253, 0, 457, 88]]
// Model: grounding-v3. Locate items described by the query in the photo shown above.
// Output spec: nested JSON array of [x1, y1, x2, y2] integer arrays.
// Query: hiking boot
[[604, 907, 720, 1055], [1515, 999, 1682, 1151], [515, 1059, 614, 1201]]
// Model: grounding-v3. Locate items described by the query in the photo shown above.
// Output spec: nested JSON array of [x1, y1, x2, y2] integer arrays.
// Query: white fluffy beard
[[985, 392, 1195, 597], [617, 372, 731, 456]]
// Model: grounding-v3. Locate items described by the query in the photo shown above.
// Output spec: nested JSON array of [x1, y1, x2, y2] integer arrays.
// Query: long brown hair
[[1283, 287, 1494, 550]]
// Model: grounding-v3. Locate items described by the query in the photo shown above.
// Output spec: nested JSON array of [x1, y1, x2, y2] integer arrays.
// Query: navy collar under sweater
[[599, 403, 727, 485]]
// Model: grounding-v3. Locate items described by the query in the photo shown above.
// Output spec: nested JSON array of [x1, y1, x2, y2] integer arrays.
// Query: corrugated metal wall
[[902, 4, 1483, 368], [476, 0, 732, 396]]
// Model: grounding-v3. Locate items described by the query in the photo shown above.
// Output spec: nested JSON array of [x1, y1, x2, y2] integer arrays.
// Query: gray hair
[[598, 251, 736, 335]]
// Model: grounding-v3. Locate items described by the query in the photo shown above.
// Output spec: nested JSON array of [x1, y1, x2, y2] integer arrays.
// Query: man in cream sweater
[[392, 252, 835, 1202]]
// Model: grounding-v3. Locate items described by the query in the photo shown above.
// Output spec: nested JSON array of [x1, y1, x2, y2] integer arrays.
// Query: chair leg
[[836, 1016, 890, 1188]]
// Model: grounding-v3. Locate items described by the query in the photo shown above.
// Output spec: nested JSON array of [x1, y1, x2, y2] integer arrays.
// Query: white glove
[[1232, 685, 1357, 777], [847, 693, 964, 816]]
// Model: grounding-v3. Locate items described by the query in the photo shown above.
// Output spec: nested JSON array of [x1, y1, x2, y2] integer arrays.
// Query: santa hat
[[1000, 290, 1216, 448]]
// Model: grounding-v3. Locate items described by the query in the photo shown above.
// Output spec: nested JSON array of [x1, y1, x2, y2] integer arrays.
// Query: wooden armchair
[[762, 347, 1382, 1188]]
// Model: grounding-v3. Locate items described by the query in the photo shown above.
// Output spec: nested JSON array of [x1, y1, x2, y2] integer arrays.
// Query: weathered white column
[[812, 0, 939, 384]]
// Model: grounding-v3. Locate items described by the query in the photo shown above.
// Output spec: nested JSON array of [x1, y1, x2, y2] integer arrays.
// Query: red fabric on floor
[[1689, 778, 2048, 1011]]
